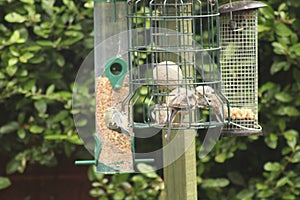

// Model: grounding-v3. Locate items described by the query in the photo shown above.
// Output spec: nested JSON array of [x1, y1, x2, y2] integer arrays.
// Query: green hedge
[[0, 0, 93, 180]]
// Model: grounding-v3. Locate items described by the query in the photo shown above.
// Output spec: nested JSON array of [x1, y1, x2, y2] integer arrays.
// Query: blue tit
[[104, 107, 132, 136]]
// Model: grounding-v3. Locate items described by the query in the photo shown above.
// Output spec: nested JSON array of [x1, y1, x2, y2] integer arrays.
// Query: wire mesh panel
[[219, 1, 265, 135], [126, 0, 229, 131]]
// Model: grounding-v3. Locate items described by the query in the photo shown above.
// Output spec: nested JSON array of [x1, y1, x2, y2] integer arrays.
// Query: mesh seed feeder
[[219, 0, 266, 136], [76, 0, 232, 174]]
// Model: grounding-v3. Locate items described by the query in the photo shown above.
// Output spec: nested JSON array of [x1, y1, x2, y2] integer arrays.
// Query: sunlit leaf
[[0, 177, 11, 190], [29, 125, 44, 134], [34, 100, 47, 114], [201, 178, 230, 188], [264, 162, 282, 172], [5, 12, 26, 23], [0, 121, 19, 135]]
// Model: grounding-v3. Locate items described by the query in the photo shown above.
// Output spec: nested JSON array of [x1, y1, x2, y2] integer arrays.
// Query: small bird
[[196, 86, 224, 159], [196, 85, 223, 123], [152, 61, 183, 90], [150, 103, 169, 125], [104, 107, 132, 136], [165, 87, 198, 141]]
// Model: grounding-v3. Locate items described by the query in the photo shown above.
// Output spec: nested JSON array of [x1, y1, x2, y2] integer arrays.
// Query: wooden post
[[163, 129, 197, 200], [161, 1, 198, 199]]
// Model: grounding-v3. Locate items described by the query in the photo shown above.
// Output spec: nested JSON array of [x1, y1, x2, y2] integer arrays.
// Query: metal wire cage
[[125, 0, 230, 130], [219, 1, 266, 135]]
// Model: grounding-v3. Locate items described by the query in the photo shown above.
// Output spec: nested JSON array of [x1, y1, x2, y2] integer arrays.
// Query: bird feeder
[[127, 0, 229, 129], [219, 1, 266, 136], [76, 0, 231, 177]]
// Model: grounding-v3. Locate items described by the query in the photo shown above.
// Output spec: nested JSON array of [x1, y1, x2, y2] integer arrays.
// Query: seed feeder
[[219, 0, 266, 136], [76, 0, 230, 179]]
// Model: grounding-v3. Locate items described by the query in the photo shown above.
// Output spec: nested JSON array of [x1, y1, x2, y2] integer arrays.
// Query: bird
[[196, 86, 225, 159], [104, 107, 132, 136], [195, 85, 224, 123], [150, 103, 169, 126], [165, 87, 198, 141], [152, 61, 183, 90]]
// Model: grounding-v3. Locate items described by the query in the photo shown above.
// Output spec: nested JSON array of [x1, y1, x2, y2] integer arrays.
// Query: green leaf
[[291, 151, 300, 163], [113, 191, 125, 200], [0, 121, 19, 135], [272, 42, 287, 55], [20, 0, 34, 4], [282, 193, 296, 200], [46, 84, 55, 95], [62, 0, 78, 12], [34, 100, 47, 114], [270, 61, 290, 75], [275, 92, 293, 103], [60, 35, 84, 47], [257, 189, 275, 198], [265, 133, 278, 149], [282, 147, 292, 156], [89, 188, 105, 198], [256, 182, 268, 190], [6, 158, 21, 174], [136, 163, 158, 178], [29, 125, 44, 134], [44, 135, 68, 140], [17, 129, 26, 139], [131, 175, 147, 189], [36, 40, 54, 47], [66, 135, 83, 145], [6, 30, 20, 45], [215, 153, 227, 163], [75, 119, 88, 127], [84, 1, 94, 8], [52, 110, 69, 123], [284, 106, 300, 117], [236, 189, 255, 200], [275, 23, 293, 37], [0, 177, 11, 190], [5, 12, 26, 23], [112, 174, 130, 185], [0, 72, 6, 79], [201, 178, 230, 188], [41, 0, 55, 16], [278, 119, 286, 132], [30, 55, 45, 64], [56, 54, 65, 67], [276, 177, 291, 188], [19, 52, 34, 63], [291, 43, 300, 56], [260, 6, 274, 19], [8, 57, 18, 66], [258, 24, 271, 33], [259, 82, 277, 94], [6, 65, 18, 76], [264, 162, 282, 171]]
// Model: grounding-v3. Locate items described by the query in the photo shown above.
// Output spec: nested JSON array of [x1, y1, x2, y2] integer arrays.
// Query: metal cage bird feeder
[[219, 0, 266, 136], [126, 0, 229, 130]]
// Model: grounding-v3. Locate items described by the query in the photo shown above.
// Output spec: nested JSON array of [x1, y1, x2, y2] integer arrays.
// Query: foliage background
[[0, 0, 300, 199]]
